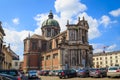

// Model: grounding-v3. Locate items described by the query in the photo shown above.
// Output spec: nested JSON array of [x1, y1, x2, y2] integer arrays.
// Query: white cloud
[[55, 0, 87, 19], [91, 43, 117, 53], [12, 18, 19, 25], [100, 15, 117, 28], [107, 44, 117, 51], [3, 28, 34, 60], [34, 13, 48, 35], [78, 12, 101, 40], [91, 43, 104, 53], [100, 15, 110, 27], [109, 8, 120, 17]]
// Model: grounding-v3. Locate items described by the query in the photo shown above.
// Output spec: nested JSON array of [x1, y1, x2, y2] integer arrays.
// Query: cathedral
[[23, 11, 93, 72]]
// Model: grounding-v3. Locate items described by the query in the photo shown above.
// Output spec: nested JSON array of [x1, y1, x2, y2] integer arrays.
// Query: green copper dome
[[42, 11, 60, 27]]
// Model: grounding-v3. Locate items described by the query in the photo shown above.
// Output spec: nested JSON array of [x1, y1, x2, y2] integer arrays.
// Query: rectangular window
[[15, 62, 18, 66], [46, 55, 50, 60], [53, 53, 58, 59], [42, 57, 44, 61], [96, 58, 98, 60], [115, 56, 118, 58], [106, 61, 107, 64], [97, 62, 99, 65], [105, 57, 107, 59], [110, 56, 112, 59], [32, 41, 37, 50]]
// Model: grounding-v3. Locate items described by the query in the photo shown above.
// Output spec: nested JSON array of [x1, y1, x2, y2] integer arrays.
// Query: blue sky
[[0, 0, 120, 60]]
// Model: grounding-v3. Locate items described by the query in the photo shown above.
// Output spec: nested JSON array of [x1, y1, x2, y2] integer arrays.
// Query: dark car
[[77, 68, 89, 77], [89, 68, 107, 78], [0, 69, 22, 80], [58, 69, 76, 79], [0, 73, 18, 80]]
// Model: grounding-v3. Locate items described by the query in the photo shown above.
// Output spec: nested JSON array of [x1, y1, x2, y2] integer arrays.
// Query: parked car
[[0, 73, 18, 80], [38, 70, 44, 76], [0, 69, 22, 80], [77, 68, 89, 77], [89, 68, 107, 78], [54, 70, 62, 76], [49, 70, 56, 76], [107, 66, 120, 78], [28, 70, 38, 79], [43, 70, 50, 76], [58, 69, 76, 79]]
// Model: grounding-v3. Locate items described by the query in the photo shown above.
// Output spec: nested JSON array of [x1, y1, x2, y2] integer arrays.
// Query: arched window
[[32, 41, 37, 50], [47, 28, 51, 37]]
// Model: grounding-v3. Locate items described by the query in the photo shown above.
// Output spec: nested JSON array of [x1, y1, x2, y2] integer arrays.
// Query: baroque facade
[[23, 11, 93, 72]]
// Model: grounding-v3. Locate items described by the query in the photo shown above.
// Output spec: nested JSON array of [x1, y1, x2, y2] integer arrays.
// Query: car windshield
[[109, 67, 118, 70], [29, 71, 36, 73], [9, 71, 18, 76], [90, 68, 99, 71]]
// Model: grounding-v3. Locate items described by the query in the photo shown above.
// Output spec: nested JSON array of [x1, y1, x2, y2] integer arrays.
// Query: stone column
[[51, 53, 53, 70], [80, 29, 82, 41], [77, 29, 80, 40], [74, 30, 76, 40], [86, 31, 88, 43], [59, 48, 64, 69]]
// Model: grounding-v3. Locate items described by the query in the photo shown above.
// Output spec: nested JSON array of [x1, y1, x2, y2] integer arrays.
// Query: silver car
[[28, 70, 38, 79], [107, 66, 120, 78]]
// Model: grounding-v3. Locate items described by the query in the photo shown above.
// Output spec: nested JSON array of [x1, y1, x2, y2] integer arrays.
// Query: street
[[22, 74, 120, 80], [21, 75, 120, 80], [38, 76, 120, 80]]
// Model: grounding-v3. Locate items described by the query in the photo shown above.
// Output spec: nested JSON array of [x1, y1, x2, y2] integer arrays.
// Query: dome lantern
[[48, 10, 53, 19]]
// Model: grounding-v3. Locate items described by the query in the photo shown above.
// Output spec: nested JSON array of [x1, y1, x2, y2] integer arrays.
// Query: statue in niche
[[65, 53, 68, 63], [61, 35, 66, 44], [72, 57, 76, 66], [64, 53, 69, 69]]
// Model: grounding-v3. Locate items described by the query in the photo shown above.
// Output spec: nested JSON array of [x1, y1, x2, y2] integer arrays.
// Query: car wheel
[[65, 75, 68, 78], [108, 76, 111, 78], [100, 74, 103, 78], [59, 77, 62, 79]]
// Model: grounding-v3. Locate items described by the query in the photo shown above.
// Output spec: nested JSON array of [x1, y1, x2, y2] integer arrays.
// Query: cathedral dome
[[42, 11, 60, 28]]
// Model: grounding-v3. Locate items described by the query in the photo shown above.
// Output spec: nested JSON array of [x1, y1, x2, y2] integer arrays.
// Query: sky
[[0, 0, 120, 60]]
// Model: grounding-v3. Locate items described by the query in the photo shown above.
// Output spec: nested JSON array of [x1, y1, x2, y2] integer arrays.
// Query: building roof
[[30, 34, 45, 40], [93, 51, 120, 57], [41, 11, 60, 28]]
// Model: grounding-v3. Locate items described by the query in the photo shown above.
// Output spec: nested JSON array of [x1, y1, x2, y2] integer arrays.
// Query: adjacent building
[[0, 21, 5, 69], [93, 51, 120, 68], [2, 45, 12, 69], [11, 49, 20, 70], [0, 21, 20, 70], [23, 11, 93, 72]]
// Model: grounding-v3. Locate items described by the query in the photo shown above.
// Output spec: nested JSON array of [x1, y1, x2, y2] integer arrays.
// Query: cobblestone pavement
[[39, 76, 120, 80]]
